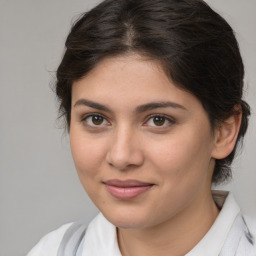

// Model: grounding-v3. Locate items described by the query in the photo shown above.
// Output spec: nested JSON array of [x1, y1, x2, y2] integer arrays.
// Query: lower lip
[[105, 184, 153, 200]]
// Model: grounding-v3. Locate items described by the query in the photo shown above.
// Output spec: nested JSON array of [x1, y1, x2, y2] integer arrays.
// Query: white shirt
[[27, 191, 256, 255]]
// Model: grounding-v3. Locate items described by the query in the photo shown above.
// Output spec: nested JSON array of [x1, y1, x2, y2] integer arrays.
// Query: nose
[[106, 126, 144, 170]]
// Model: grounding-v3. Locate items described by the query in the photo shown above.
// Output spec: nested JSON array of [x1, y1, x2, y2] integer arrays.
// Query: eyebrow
[[73, 99, 187, 113], [135, 102, 187, 113], [74, 99, 112, 112]]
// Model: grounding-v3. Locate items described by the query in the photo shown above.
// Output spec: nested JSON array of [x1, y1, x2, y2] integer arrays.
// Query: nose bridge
[[107, 123, 143, 169]]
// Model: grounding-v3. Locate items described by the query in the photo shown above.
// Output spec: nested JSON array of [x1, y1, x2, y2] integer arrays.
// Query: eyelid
[[143, 114, 176, 127], [81, 113, 111, 127], [80, 112, 175, 128]]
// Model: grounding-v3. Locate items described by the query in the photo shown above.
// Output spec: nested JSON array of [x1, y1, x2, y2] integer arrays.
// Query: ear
[[211, 105, 242, 159]]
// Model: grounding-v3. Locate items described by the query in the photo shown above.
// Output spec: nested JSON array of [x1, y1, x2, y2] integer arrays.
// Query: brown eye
[[83, 114, 108, 127], [153, 116, 166, 126], [92, 115, 104, 125], [145, 115, 175, 128]]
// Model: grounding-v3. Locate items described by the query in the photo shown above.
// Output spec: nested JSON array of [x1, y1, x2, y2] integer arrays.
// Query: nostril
[[106, 146, 144, 170]]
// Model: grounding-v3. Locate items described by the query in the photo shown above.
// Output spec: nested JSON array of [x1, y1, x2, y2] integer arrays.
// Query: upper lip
[[103, 179, 154, 188]]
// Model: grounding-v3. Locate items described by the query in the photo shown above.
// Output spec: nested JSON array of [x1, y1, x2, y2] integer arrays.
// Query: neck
[[118, 190, 219, 256]]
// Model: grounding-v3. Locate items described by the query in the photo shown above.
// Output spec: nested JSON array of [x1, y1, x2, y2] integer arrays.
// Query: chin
[[101, 208, 152, 229]]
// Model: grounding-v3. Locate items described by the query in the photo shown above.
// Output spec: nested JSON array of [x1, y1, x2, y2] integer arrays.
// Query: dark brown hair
[[56, 0, 250, 184]]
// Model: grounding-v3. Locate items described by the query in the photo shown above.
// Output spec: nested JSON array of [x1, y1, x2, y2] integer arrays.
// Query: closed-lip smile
[[103, 179, 154, 200]]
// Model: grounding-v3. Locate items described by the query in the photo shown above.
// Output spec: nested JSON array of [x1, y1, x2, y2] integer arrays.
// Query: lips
[[103, 179, 154, 200]]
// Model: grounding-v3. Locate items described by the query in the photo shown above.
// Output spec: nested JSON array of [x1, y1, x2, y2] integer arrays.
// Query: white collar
[[186, 191, 240, 255], [82, 212, 122, 256], [82, 191, 240, 256]]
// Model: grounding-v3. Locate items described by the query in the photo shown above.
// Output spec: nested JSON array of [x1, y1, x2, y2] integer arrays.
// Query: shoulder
[[244, 215, 256, 231], [27, 222, 73, 256], [244, 215, 256, 244]]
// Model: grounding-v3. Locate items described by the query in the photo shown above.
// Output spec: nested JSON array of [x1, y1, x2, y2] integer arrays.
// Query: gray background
[[0, 0, 255, 255]]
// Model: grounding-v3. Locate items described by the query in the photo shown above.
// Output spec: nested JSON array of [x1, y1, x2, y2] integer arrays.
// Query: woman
[[28, 0, 255, 255]]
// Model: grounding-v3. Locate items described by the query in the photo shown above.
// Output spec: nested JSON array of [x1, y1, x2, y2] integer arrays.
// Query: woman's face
[[70, 55, 217, 229]]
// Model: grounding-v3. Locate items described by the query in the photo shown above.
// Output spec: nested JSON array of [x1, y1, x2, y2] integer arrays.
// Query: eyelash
[[80, 113, 176, 129], [81, 113, 110, 128], [144, 114, 176, 128]]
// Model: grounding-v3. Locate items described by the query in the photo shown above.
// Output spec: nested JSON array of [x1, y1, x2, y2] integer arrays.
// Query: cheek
[[144, 133, 214, 214], [146, 130, 213, 178], [70, 132, 107, 178]]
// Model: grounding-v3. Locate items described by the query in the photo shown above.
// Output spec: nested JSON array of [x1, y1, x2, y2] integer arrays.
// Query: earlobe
[[211, 106, 242, 159]]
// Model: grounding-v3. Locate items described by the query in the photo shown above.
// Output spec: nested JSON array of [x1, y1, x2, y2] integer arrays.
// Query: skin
[[69, 54, 240, 256]]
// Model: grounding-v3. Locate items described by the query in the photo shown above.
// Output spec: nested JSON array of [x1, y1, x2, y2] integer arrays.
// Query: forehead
[[71, 55, 202, 112]]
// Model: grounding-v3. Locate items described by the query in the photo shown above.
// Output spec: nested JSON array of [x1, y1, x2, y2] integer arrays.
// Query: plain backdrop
[[0, 0, 255, 255]]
